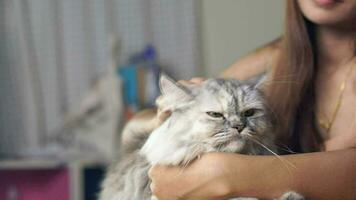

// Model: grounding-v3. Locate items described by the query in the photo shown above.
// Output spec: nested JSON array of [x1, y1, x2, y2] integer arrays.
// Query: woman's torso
[[314, 59, 356, 150]]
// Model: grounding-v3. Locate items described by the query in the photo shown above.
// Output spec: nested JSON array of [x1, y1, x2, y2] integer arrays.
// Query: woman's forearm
[[226, 149, 356, 200]]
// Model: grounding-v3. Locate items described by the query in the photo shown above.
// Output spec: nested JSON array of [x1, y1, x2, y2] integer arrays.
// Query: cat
[[99, 74, 304, 200]]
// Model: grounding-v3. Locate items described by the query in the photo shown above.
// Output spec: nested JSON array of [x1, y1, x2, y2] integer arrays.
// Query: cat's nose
[[233, 124, 245, 132]]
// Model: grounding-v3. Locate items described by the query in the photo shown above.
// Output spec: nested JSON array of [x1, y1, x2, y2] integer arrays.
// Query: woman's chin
[[298, 0, 356, 27]]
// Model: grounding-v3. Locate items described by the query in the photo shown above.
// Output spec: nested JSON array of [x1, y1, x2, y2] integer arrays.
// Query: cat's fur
[[99, 75, 304, 200]]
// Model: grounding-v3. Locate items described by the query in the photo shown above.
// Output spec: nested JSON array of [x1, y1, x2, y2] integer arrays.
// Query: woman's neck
[[316, 26, 355, 68]]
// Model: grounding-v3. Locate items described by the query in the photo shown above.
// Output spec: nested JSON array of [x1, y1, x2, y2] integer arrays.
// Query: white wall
[[200, 0, 285, 76]]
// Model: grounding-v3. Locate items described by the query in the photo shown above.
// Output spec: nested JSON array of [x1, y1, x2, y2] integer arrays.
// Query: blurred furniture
[[0, 160, 105, 200]]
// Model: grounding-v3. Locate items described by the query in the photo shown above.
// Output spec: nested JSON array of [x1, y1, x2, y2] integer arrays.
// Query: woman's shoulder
[[220, 37, 282, 80]]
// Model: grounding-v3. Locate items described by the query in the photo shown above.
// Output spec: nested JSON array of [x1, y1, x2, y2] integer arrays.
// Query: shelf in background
[[0, 159, 108, 200], [0, 159, 63, 170], [0, 159, 108, 170]]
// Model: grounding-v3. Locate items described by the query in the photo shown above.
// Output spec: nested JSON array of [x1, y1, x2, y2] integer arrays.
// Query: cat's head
[[142, 74, 274, 165]]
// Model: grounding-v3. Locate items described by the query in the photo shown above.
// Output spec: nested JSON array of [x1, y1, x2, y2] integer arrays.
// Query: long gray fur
[[99, 74, 304, 200]]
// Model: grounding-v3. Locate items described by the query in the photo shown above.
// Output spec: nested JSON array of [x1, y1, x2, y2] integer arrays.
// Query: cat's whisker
[[181, 144, 205, 171], [265, 79, 299, 84], [262, 74, 302, 86], [244, 133, 297, 171], [214, 132, 228, 137], [217, 143, 225, 151], [181, 161, 190, 170], [268, 73, 300, 80], [214, 134, 232, 143], [272, 73, 298, 78], [275, 146, 296, 154], [180, 156, 194, 173], [275, 143, 297, 154]]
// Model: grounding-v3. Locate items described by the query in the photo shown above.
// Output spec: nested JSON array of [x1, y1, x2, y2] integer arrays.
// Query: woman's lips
[[314, 0, 343, 7]]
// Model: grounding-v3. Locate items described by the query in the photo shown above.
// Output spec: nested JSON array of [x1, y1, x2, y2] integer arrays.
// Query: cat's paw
[[276, 191, 305, 200]]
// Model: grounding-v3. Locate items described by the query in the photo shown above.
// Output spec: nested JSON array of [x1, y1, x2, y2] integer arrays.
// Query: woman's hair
[[266, 1, 321, 152], [268, 1, 356, 152]]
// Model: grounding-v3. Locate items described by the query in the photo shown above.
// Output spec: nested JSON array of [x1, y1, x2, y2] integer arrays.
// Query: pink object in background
[[0, 169, 69, 200]]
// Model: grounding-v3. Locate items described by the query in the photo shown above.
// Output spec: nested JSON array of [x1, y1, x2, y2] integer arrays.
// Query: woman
[[149, 0, 356, 199]]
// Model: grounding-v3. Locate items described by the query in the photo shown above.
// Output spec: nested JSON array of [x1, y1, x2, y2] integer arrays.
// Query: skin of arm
[[219, 38, 281, 80], [149, 149, 356, 200], [149, 38, 356, 200]]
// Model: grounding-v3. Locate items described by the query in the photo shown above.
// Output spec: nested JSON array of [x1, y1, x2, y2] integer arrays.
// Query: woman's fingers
[[148, 165, 155, 179], [149, 165, 170, 181], [149, 165, 170, 199], [150, 183, 156, 194], [190, 77, 206, 84], [178, 79, 192, 86], [158, 110, 171, 123], [155, 95, 172, 126], [148, 154, 236, 200], [178, 77, 206, 86]]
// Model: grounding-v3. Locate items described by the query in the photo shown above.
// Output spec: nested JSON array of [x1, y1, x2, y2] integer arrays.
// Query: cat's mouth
[[213, 128, 257, 144], [211, 130, 247, 152], [212, 130, 244, 145], [214, 130, 242, 139]]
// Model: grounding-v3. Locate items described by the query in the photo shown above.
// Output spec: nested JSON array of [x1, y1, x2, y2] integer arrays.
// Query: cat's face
[[182, 79, 270, 154], [159, 75, 272, 155]]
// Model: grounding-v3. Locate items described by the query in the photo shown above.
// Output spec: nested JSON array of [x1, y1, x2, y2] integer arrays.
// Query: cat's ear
[[159, 74, 192, 102]]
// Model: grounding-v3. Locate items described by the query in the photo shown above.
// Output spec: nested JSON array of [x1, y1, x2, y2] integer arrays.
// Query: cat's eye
[[243, 109, 256, 117], [206, 112, 224, 118]]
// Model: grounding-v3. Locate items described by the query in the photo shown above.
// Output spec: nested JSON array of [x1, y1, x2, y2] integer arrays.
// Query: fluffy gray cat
[[99, 75, 304, 200]]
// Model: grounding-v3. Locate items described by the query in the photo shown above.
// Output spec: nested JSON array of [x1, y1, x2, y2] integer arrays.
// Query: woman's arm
[[219, 38, 281, 80], [149, 149, 356, 200], [228, 149, 356, 199]]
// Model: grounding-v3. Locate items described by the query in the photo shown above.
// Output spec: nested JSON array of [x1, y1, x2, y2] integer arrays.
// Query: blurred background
[[0, 0, 283, 199]]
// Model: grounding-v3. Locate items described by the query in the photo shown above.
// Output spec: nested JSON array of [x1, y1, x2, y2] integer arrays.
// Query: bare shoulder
[[220, 38, 282, 80]]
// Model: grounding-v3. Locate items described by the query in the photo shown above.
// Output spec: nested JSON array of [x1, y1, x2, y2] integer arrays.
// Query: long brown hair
[[266, 1, 321, 152]]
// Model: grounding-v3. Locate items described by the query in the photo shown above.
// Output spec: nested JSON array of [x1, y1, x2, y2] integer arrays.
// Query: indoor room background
[[0, 0, 284, 199]]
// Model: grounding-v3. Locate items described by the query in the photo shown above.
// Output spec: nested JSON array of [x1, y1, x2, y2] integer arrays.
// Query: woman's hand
[[155, 77, 206, 126], [149, 153, 237, 200], [148, 152, 297, 200]]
